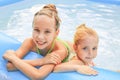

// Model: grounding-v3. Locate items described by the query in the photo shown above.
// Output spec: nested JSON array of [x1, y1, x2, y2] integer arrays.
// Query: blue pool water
[[0, 0, 120, 71]]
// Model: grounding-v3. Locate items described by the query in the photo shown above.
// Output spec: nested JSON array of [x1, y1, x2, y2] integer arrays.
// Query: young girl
[[54, 24, 99, 75], [3, 4, 73, 80]]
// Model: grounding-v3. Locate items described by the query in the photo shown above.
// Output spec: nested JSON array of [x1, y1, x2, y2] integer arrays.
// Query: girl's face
[[74, 36, 98, 64], [32, 15, 59, 50]]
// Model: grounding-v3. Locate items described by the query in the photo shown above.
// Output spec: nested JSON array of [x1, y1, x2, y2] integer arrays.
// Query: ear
[[56, 29, 60, 36], [73, 44, 77, 52]]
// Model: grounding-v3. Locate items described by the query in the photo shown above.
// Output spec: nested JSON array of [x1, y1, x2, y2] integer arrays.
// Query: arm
[[43, 40, 72, 64], [5, 39, 69, 71], [3, 53, 55, 80], [34, 40, 70, 65], [54, 60, 98, 75], [12, 58, 55, 80], [6, 58, 46, 71], [15, 38, 36, 58], [5, 38, 36, 71], [54, 60, 81, 72]]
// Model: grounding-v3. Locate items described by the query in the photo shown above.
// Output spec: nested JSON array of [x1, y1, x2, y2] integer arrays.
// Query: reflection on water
[[0, 72, 11, 80], [0, 0, 120, 71]]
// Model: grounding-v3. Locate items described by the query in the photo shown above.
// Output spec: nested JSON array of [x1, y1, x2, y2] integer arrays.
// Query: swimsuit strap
[[36, 47, 41, 54], [56, 38, 71, 62], [47, 39, 55, 54]]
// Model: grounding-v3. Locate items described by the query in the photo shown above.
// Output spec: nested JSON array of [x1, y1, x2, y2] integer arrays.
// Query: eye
[[93, 47, 97, 50], [34, 29, 39, 32], [83, 47, 87, 50], [45, 30, 51, 33]]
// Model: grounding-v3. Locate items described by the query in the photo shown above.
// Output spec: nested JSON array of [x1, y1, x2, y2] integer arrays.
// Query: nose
[[38, 33, 44, 39], [88, 49, 92, 56]]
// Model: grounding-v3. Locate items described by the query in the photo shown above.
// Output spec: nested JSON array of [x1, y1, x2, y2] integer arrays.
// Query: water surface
[[0, 0, 120, 71]]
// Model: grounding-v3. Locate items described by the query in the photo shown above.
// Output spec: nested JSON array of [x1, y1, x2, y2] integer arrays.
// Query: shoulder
[[54, 39, 65, 49], [22, 38, 35, 46], [15, 38, 36, 57], [24, 37, 33, 42], [55, 39, 73, 49], [20, 38, 36, 51], [71, 56, 84, 65]]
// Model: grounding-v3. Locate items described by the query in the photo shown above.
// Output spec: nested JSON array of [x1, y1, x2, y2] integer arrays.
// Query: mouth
[[37, 41, 47, 45], [85, 57, 92, 60]]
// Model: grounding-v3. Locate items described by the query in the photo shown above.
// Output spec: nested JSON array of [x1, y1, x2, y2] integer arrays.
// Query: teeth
[[86, 57, 91, 59], [37, 41, 45, 45]]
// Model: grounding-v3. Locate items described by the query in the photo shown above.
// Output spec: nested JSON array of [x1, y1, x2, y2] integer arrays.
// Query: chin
[[37, 45, 46, 49]]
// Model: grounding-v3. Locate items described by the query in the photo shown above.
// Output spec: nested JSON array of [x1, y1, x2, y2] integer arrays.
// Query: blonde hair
[[33, 4, 61, 30], [74, 24, 99, 45]]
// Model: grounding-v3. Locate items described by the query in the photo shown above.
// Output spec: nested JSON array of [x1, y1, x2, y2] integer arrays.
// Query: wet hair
[[74, 24, 99, 45], [33, 4, 61, 30]]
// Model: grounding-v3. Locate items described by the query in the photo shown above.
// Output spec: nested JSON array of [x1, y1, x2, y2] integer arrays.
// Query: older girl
[[3, 4, 73, 80]]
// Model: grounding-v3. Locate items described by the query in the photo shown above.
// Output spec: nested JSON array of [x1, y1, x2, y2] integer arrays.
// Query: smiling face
[[32, 15, 59, 50], [74, 35, 98, 65]]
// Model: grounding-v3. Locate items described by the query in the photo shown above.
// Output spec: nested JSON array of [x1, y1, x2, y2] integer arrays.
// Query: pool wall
[[0, 0, 120, 7]]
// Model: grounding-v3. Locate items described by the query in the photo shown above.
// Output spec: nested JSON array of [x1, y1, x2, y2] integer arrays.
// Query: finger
[[51, 54, 61, 60], [92, 70, 98, 75], [80, 70, 91, 75], [49, 59, 58, 64], [50, 54, 61, 64], [87, 69, 98, 75], [50, 57, 61, 64]]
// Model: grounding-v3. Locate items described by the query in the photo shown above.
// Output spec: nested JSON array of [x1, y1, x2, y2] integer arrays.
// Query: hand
[[3, 50, 16, 61], [7, 61, 17, 71], [43, 53, 61, 65], [76, 65, 98, 75]]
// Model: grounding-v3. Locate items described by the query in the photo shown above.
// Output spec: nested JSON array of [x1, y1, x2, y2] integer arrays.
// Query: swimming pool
[[0, 0, 120, 71]]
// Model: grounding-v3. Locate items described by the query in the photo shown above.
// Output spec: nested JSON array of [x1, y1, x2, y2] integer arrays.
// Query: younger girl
[[3, 4, 73, 80], [54, 24, 99, 75]]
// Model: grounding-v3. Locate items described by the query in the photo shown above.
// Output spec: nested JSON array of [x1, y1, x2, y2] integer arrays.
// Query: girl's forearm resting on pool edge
[[8, 56, 55, 80], [7, 59, 46, 71]]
